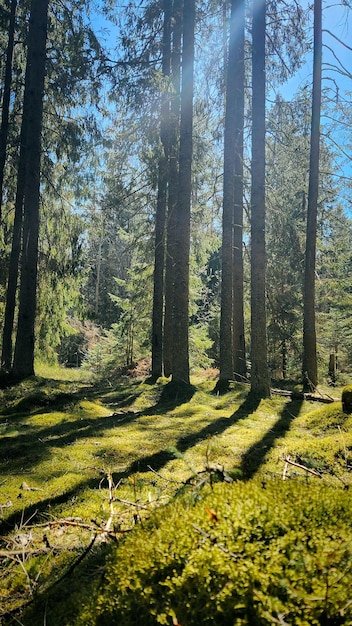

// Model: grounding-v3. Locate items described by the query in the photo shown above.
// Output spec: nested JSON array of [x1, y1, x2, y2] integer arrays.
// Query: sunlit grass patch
[[35, 361, 95, 383]]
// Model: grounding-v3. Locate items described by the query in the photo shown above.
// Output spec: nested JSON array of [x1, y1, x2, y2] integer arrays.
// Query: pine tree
[[302, 0, 322, 391], [171, 0, 195, 386], [151, 0, 172, 380], [12, 0, 49, 378], [250, 0, 270, 397]]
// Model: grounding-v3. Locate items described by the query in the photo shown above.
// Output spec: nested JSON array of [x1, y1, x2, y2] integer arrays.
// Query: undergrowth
[[0, 368, 351, 625]]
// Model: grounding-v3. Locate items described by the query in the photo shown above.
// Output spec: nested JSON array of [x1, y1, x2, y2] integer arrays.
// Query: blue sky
[[281, 1, 352, 96]]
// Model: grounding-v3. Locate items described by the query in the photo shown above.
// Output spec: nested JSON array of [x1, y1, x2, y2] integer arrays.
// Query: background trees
[[0, 0, 351, 389]]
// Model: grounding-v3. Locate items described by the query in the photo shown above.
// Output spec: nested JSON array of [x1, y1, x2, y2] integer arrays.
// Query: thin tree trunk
[[1, 40, 30, 373], [232, 0, 246, 381], [0, 0, 17, 222], [0, 133, 26, 372], [302, 0, 322, 391], [95, 237, 102, 316], [250, 0, 270, 397], [163, 0, 182, 378], [171, 0, 195, 385], [12, 0, 49, 379], [218, 0, 235, 389], [151, 0, 171, 380]]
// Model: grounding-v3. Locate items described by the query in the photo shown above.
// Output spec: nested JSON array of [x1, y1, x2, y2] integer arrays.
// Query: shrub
[[75, 479, 352, 626]]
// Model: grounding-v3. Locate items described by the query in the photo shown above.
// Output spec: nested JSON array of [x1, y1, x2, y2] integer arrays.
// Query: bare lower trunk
[[151, 0, 171, 380], [163, 0, 182, 377], [250, 0, 270, 397], [12, 0, 49, 378], [172, 0, 194, 385], [303, 0, 322, 391]]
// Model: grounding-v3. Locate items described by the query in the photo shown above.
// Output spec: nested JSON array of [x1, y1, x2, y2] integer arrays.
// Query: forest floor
[[0, 363, 350, 625]]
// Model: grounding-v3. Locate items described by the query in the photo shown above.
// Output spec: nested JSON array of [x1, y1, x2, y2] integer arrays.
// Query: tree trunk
[[1, 31, 31, 373], [0, 0, 17, 221], [250, 0, 270, 397], [218, 0, 235, 389], [151, 0, 171, 380], [232, 0, 246, 381], [0, 133, 26, 372], [171, 0, 194, 385], [163, 0, 182, 378], [302, 0, 322, 391], [12, 0, 49, 379]]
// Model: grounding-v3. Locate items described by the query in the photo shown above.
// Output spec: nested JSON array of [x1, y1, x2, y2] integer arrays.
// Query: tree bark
[[151, 0, 171, 380], [0, 127, 26, 372], [163, 0, 182, 378], [171, 0, 194, 385], [218, 0, 235, 387], [12, 0, 49, 379], [0, 0, 17, 222], [302, 0, 322, 391], [250, 0, 270, 397], [232, 0, 246, 381]]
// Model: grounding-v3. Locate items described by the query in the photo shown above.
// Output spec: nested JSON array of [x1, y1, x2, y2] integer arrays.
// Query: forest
[[0, 0, 351, 389], [1, 0, 352, 624]]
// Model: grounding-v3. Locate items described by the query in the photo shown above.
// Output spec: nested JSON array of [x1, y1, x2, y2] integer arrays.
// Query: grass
[[0, 365, 351, 624]]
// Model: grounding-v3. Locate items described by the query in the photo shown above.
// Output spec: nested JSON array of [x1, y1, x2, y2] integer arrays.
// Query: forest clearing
[[1, 364, 352, 625]]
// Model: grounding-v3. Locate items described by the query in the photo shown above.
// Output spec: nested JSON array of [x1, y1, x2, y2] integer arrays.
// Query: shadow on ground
[[240, 397, 304, 479]]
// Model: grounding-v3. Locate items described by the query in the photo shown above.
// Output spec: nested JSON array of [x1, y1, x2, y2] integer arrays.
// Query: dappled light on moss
[[1, 372, 352, 624]]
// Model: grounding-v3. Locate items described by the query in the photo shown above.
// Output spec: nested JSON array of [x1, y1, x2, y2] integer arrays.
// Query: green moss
[[72, 480, 352, 626], [2, 374, 352, 625], [342, 385, 352, 413]]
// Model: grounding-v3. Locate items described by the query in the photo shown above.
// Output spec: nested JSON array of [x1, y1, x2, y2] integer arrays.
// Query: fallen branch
[[283, 457, 322, 478], [0, 548, 47, 558], [147, 465, 187, 484], [271, 388, 338, 403], [113, 497, 148, 510]]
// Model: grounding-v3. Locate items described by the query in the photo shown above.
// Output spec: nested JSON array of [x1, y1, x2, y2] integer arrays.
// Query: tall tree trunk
[[171, 0, 195, 385], [1, 34, 31, 373], [12, 0, 49, 379], [302, 0, 322, 391], [151, 0, 171, 380], [0, 127, 26, 372], [232, 0, 246, 381], [163, 0, 182, 378], [250, 0, 270, 397], [218, 0, 235, 390], [0, 0, 17, 222]]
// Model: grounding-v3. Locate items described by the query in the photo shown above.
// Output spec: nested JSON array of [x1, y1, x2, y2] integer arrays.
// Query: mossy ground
[[0, 366, 351, 624]]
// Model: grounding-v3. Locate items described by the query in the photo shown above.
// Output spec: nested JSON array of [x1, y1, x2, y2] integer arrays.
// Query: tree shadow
[[0, 391, 260, 535], [123, 391, 261, 476], [240, 397, 304, 480]]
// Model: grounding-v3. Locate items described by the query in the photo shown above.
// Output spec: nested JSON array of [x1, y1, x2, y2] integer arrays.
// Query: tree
[[302, 0, 322, 391], [217, 0, 235, 391], [250, 0, 270, 397], [151, 0, 172, 380], [266, 94, 309, 379], [171, 0, 195, 386], [1, 106, 27, 373], [12, 0, 49, 378], [0, 0, 17, 222], [232, 0, 246, 381], [163, 0, 182, 378]]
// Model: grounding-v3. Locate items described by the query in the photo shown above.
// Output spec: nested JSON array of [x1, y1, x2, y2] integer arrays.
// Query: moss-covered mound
[[73, 479, 352, 626], [342, 384, 352, 414]]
